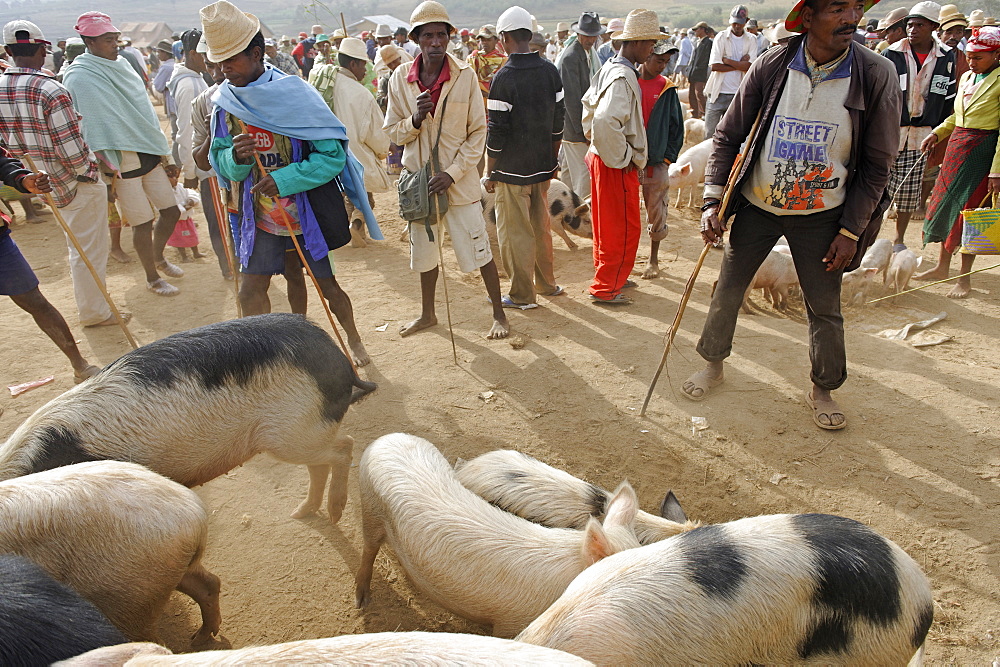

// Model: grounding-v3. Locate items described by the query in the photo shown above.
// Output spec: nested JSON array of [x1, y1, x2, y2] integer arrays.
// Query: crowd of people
[[0, 0, 997, 432]]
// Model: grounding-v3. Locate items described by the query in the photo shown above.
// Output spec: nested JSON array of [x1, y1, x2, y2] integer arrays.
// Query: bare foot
[[84, 312, 132, 328], [641, 264, 660, 279], [487, 318, 510, 340], [350, 339, 371, 367], [400, 315, 437, 337], [110, 248, 133, 263], [914, 266, 949, 281], [947, 280, 971, 299], [681, 366, 724, 401]]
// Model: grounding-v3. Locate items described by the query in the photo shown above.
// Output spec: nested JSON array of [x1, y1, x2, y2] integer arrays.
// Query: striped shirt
[[0, 67, 99, 207]]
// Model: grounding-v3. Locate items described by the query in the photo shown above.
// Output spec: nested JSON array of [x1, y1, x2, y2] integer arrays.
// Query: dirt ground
[[2, 171, 999, 662]]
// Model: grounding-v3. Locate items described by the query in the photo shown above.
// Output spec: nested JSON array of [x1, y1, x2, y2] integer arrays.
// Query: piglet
[[668, 139, 712, 208], [683, 117, 705, 146], [861, 238, 894, 285], [889, 249, 922, 293], [742, 250, 798, 313], [355, 433, 641, 637]]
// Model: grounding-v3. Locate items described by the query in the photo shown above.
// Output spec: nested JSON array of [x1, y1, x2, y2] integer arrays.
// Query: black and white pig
[[517, 513, 933, 666], [0, 313, 375, 521], [481, 177, 593, 250], [0, 554, 128, 666]]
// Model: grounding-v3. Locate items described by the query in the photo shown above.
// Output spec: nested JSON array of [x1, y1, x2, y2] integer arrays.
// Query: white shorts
[[409, 201, 492, 273], [113, 163, 176, 224]]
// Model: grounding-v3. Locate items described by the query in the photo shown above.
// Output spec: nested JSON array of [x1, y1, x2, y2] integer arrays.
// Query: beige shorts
[[409, 201, 492, 273], [113, 164, 176, 224]]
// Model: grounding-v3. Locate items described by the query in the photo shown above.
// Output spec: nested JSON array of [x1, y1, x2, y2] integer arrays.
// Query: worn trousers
[[561, 140, 592, 200], [697, 203, 848, 391], [495, 181, 557, 304], [587, 152, 641, 300], [200, 178, 230, 277], [641, 163, 670, 239], [59, 181, 112, 325], [689, 81, 706, 119], [704, 92, 736, 139]]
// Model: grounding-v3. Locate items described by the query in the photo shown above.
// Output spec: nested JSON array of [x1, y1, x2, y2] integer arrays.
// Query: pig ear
[[680, 163, 692, 176], [573, 202, 590, 216], [659, 491, 688, 523], [603, 481, 639, 529], [582, 516, 614, 565]]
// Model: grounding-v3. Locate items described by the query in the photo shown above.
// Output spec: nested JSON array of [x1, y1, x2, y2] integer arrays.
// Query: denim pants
[[704, 93, 736, 139]]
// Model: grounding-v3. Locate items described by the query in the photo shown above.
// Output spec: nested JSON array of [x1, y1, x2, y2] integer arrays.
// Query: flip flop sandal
[[156, 261, 185, 278], [544, 285, 565, 296], [589, 294, 633, 305], [681, 368, 724, 402], [805, 391, 847, 431], [147, 279, 180, 297], [500, 295, 538, 310]]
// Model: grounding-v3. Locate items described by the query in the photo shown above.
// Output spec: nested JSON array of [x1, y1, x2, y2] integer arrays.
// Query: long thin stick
[[21, 155, 139, 349], [340, 12, 349, 36], [207, 176, 242, 318], [866, 261, 1000, 303], [235, 120, 357, 374], [434, 210, 458, 365], [640, 242, 712, 416]]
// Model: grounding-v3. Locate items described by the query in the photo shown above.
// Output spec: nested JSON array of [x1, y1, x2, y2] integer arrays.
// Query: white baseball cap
[[497, 6, 534, 34], [908, 1, 942, 24], [3, 20, 50, 46]]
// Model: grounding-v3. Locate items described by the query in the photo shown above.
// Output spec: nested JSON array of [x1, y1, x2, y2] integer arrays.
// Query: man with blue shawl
[[202, 0, 381, 367]]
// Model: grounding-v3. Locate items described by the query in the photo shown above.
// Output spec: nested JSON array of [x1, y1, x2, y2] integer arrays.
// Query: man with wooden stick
[[384, 1, 509, 340], [0, 20, 125, 328], [685, 0, 901, 430], [202, 0, 379, 367]]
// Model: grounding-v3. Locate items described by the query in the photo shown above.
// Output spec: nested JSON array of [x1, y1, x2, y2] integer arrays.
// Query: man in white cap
[[704, 4, 759, 138], [202, 0, 380, 366], [694, 0, 901, 431], [559, 12, 605, 200], [581, 9, 663, 305], [384, 0, 509, 339], [884, 1, 956, 250], [875, 6, 907, 53], [64, 11, 183, 296], [484, 6, 564, 308], [0, 19, 121, 329]]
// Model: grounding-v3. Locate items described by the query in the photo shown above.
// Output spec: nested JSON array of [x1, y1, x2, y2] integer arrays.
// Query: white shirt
[[707, 29, 757, 98]]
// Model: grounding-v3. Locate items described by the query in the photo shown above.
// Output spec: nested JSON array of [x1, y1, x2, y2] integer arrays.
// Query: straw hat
[[877, 7, 908, 30], [611, 9, 669, 41], [969, 9, 986, 27], [200, 0, 260, 63], [986, 17, 998, 26], [338, 37, 368, 61], [556, 22, 569, 32], [409, 1, 455, 40], [373, 24, 391, 38], [938, 4, 967, 30], [378, 43, 403, 64], [332, 28, 347, 39]]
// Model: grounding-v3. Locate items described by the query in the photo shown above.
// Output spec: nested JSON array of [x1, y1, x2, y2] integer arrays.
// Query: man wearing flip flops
[[686, 0, 901, 430]]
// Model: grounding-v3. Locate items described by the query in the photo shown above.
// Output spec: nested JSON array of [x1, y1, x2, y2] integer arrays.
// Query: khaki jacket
[[384, 53, 486, 206], [327, 68, 392, 193], [582, 58, 647, 171]]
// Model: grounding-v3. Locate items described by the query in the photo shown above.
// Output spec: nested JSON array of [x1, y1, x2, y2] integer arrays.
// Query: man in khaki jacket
[[384, 1, 509, 339], [581, 9, 663, 305]]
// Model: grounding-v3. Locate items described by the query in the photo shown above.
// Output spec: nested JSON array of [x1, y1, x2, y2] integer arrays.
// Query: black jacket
[[689, 37, 713, 83], [882, 44, 957, 128]]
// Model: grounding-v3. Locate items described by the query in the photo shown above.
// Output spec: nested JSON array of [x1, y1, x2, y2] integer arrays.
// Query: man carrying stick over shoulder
[[202, 0, 380, 367], [683, 0, 901, 430]]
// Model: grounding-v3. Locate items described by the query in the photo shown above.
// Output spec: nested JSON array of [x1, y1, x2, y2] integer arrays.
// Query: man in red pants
[[582, 9, 664, 304]]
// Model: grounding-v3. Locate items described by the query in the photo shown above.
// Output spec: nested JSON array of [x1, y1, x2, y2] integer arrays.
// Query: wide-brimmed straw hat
[[786, 0, 880, 33], [200, 0, 260, 63], [611, 9, 670, 41], [877, 7, 908, 30], [373, 24, 392, 38], [332, 28, 347, 39], [969, 9, 986, 27], [409, 1, 455, 41], [338, 37, 368, 61], [378, 43, 404, 63], [938, 4, 967, 30]]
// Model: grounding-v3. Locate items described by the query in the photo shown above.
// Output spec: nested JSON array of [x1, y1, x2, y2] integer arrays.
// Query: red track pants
[[587, 151, 641, 300]]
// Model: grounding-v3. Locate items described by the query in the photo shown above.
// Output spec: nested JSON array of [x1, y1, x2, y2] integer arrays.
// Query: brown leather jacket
[[704, 35, 902, 270]]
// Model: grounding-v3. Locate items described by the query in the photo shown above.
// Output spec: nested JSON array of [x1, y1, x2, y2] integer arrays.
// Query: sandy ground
[[2, 171, 999, 662]]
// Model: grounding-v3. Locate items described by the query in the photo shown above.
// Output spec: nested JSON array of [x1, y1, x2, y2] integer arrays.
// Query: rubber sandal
[[589, 294, 633, 305], [501, 295, 538, 310], [623, 280, 638, 289], [681, 368, 724, 402], [156, 261, 185, 278], [544, 285, 565, 296], [146, 279, 180, 297], [805, 391, 847, 431]]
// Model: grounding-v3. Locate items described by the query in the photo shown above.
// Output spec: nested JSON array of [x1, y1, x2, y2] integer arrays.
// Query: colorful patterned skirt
[[925, 127, 998, 252]]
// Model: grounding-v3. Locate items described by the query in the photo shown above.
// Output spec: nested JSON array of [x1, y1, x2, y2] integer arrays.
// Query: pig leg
[[354, 511, 386, 609], [277, 429, 354, 522], [326, 435, 354, 523], [176, 563, 222, 644], [552, 223, 578, 250], [292, 465, 331, 519]]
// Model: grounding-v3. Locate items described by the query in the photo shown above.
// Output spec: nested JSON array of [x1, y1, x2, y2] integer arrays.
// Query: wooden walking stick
[[206, 176, 242, 318], [234, 120, 358, 374], [434, 200, 459, 365], [21, 154, 139, 350]]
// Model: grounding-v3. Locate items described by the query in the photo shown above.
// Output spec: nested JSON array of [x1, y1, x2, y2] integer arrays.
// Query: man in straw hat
[[558, 12, 605, 200], [0, 19, 121, 329], [688, 22, 713, 118], [883, 2, 956, 250], [938, 5, 969, 76], [690, 0, 901, 431], [580, 9, 665, 305], [875, 6, 907, 52], [64, 11, 184, 297], [704, 5, 760, 139], [383, 0, 509, 339], [201, 0, 381, 366]]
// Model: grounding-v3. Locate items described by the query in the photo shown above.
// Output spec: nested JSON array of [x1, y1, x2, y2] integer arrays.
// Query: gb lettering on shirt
[[248, 125, 286, 170]]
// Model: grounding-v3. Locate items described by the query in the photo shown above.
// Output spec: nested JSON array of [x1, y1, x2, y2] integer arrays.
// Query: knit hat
[[969, 9, 986, 28], [200, 0, 261, 63], [907, 1, 942, 25], [937, 4, 967, 30], [611, 9, 669, 41], [74, 11, 119, 38], [877, 7, 908, 30], [967, 25, 1000, 51], [408, 1, 455, 41]]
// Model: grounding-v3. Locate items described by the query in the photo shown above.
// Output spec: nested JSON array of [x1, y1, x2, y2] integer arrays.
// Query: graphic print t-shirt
[[743, 65, 853, 215], [246, 125, 301, 236]]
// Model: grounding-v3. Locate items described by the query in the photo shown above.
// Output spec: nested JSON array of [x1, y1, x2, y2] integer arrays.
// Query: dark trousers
[[200, 178, 231, 278], [696, 203, 847, 391]]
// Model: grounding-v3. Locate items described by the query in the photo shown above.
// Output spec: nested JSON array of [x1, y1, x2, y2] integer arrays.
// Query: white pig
[[355, 433, 641, 637], [742, 250, 798, 313], [668, 139, 712, 207], [861, 238, 894, 284], [0, 461, 221, 644], [455, 450, 698, 545], [59, 634, 593, 666], [0, 314, 374, 522], [517, 513, 934, 666], [683, 117, 705, 146], [841, 267, 880, 305], [889, 249, 922, 293]]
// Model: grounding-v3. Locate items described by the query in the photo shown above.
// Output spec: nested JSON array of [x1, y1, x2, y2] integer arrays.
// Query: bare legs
[[10, 287, 98, 380], [399, 259, 509, 340]]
